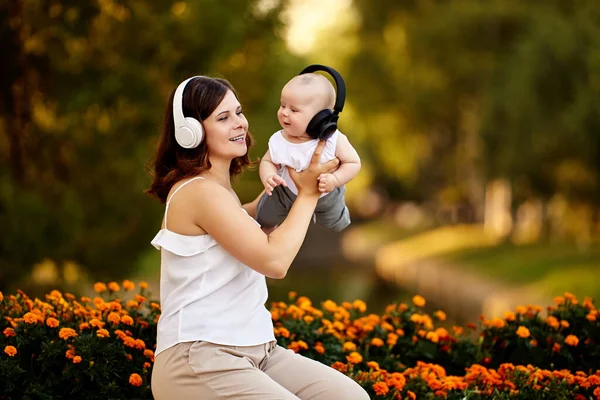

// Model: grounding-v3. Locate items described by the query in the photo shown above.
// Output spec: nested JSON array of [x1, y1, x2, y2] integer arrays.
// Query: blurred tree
[[0, 0, 301, 291], [482, 2, 600, 204], [345, 0, 599, 219]]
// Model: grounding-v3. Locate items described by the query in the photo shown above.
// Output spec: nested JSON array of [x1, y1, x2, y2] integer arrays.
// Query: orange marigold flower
[[144, 349, 155, 361], [367, 361, 380, 370], [352, 300, 367, 313], [546, 316, 560, 329], [107, 312, 121, 325], [89, 318, 105, 329], [434, 310, 446, 321], [94, 282, 107, 293], [3, 328, 16, 337], [122, 280, 135, 291], [23, 312, 39, 324], [59, 328, 78, 340], [370, 338, 384, 347], [565, 335, 579, 347], [66, 349, 76, 359], [554, 296, 565, 305], [288, 340, 309, 353], [426, 331, 439, 343], [126, 300, 139, 309], [346, 351, 363, 364], [434, 390, 448, 398], [488, 318, 505, 329], [278, 327, 290, 338], [504, 311, 516, 322], [560, 320, 570, 329], [314, 343, 325, 354], [303, 315, 314, 324], [81, 296, 91, 302], [139, 281, 149, 289], [46, 317, 59, 328], [372, 382, 389, 396], [143, 362, 151, 369], [387, 333, 398, 346], [96, 329, 110, 338], [516, 326, 530, 338], [515, 305, 527, 314], [381, 322, 394, 331], [586, 311, 597, 322], [552, 343, 561, 353], [412, 295, 426, 307], [129, 373, 143, 387], [121, 315, 134, 326], [4, 346, 17, 357], [135, 339, 146, 350], [594, 387, 600, 398], [107, 282, 120, 292], [135, 295, 146, 303], [0, 291, 3, 301], [79, 323, 90, 331], [331, 361, 348, 373], [73, 356, 82, 363], [343, 342, 356, 352], [406, 390, 417, 400]]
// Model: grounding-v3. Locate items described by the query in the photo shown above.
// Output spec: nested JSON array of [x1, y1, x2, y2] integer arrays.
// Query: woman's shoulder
[[168, 176, 228, 205]]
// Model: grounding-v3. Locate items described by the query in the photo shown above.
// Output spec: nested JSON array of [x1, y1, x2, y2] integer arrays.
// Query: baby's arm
[[318, 134, 361, 193], [259, 150, 287, 196]]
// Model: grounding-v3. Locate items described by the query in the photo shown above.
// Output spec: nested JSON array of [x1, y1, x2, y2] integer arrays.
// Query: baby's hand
[[317, 173, 339, 193], [263, 174, 287, 196]]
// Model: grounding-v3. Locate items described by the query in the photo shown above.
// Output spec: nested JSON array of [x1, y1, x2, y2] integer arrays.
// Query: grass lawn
[[440, 240, 600, 301]]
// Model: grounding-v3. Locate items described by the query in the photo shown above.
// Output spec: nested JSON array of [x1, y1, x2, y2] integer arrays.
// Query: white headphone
[[173, 76, 204, 149]]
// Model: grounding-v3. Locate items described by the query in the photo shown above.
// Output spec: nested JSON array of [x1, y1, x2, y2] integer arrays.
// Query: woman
[[146, 76, 369, 399]]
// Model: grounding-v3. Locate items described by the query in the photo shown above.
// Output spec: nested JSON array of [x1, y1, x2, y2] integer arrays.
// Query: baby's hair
[[290, 73, 336, 110]]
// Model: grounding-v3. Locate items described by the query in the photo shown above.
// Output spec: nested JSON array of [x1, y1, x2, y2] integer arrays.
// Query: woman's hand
[[288, 140, 340, 197]]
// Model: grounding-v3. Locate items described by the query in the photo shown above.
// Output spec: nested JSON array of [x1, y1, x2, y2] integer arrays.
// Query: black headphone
[[299, 64, 346, 140]]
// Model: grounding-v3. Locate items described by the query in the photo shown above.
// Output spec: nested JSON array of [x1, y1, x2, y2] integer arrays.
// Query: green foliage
[[0, 0, 302, 290], [2, 285, 600, 399], [346, 0, 600, 205]]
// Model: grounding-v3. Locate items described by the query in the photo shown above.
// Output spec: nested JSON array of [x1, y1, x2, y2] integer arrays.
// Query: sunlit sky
[[281, 0, 354, 55]]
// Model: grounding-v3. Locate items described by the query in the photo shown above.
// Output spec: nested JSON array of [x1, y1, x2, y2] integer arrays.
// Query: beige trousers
[[151, 341, 369, 400]]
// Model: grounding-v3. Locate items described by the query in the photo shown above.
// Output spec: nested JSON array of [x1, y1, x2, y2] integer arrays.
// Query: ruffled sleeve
[[151, 230, 218, 257]]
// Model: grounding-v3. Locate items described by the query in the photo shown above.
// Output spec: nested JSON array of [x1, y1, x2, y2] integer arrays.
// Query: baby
[[256, 65, 361, 232]]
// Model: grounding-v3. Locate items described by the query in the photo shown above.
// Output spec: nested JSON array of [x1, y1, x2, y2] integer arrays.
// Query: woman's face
[[203, 89, 249, 160]]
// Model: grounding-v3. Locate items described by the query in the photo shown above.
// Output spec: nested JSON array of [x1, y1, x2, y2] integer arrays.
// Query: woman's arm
[[195, 140, 338, 279], [242, 190, 264, 219]]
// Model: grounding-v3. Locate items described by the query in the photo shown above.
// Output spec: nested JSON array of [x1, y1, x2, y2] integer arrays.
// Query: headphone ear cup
[[319, 121, 337, 140], [306, 109, 332, 140], [185, 117, 204, 148], [175, 117, 204, 149]]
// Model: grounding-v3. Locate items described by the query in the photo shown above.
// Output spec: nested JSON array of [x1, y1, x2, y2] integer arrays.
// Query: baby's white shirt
[[268, 130, 341, 196]]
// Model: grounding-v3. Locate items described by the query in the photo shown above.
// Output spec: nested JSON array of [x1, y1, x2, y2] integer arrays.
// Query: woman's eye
[[218, 116, 228, 121], [236, 110, 243, 115]]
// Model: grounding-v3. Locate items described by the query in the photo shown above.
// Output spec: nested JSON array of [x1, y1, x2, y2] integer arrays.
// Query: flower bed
[[1, 283, 599, 399]]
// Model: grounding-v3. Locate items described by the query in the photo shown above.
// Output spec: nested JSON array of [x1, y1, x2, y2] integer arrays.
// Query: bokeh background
[[2, 0, 599, 325]]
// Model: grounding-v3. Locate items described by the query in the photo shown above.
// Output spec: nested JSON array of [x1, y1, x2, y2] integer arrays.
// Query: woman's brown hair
[[146, 76, 255, 203]]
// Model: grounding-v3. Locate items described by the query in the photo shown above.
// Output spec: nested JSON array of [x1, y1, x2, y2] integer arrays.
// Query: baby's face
[[277, 83, 322, 139]]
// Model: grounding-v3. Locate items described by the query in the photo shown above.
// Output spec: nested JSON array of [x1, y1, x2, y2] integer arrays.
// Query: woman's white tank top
[[150, 177, 275, 356]]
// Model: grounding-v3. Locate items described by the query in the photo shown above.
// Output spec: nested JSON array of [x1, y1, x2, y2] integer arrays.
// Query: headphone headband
[[299, 64, 346, 114]]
